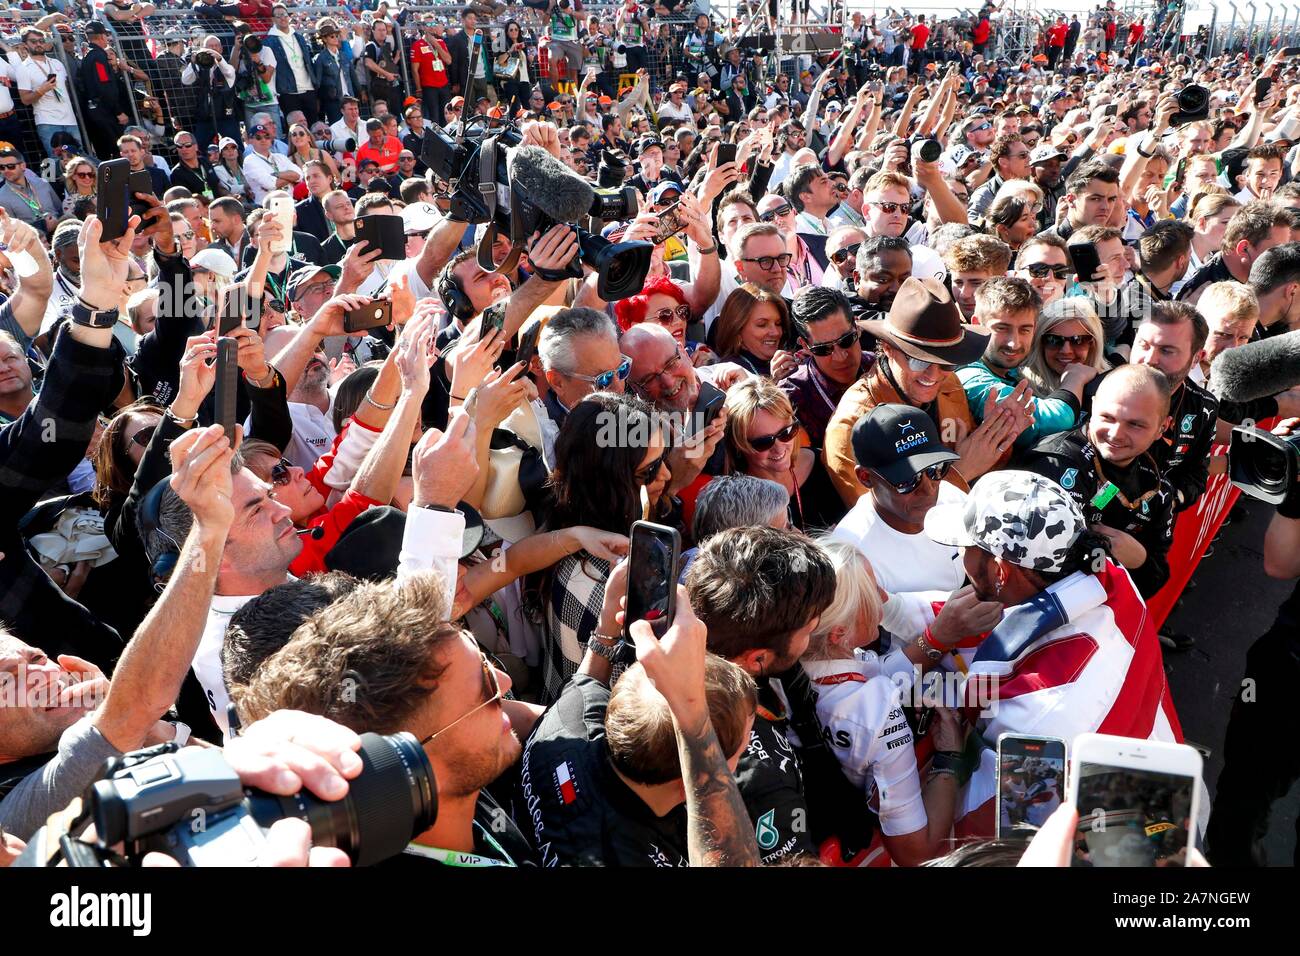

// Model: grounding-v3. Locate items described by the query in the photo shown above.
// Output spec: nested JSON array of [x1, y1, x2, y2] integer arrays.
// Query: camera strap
[[474, 132, 524, 277]]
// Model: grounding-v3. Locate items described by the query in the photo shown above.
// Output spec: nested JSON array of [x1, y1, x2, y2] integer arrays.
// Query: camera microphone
[[297, 526, 325, 540], [507, 145, 599, 224], [1209, 329, 1300, 403]]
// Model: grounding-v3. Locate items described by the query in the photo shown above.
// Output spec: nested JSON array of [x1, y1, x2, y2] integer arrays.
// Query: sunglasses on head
[[803, 329, 858, 358], [759, 204, 792, 221], [1043, 332, 1093, 349], [876, 460, 951, 495], [749, 421, 799, 452], [830, 242, 861, 265], [1026, 263, 1073, 280]]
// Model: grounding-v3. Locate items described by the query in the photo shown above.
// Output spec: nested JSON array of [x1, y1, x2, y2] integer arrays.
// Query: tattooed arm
[[629, 588, 761, 867]]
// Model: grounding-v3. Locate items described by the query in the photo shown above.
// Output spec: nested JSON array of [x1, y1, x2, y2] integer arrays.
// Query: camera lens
[[580, 231, 652, 302], [244, 732, 436, 867]]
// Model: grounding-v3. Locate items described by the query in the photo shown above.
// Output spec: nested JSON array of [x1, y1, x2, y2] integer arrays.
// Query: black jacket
[[294, 196, 331, 246], [169, 158, 225, 199], [446, 30, 472, 95], [1151, 377, 1218, 512], [78, 46, 124, 114], [1018, 427, 1176, 598]]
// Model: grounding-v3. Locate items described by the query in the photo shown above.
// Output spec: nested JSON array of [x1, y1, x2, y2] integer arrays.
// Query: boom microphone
[[1209, 329, 1300, 403], [507, 145, 597, 224]]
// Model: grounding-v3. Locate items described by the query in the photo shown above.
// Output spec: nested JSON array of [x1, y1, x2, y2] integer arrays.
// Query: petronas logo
[[755, 809, 778, 850]]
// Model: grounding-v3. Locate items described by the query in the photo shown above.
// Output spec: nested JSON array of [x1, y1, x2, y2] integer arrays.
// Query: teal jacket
[[956, 360, 1081, 448]]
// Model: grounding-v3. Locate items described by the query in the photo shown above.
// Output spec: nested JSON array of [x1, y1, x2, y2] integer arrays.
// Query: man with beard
[[959, 277, 1095, 450], [824, 276, 1030, 505], [779, 287, 872, 449], [236, 573, 539, 867], [922, 468, 1184, 836], [848, 236, 912, 323], [1018, 364, 1177, 599]]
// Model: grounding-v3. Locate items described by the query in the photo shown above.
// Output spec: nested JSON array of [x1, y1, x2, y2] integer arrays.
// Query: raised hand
[[168, 423, 236, 531], [412, 409, 479, 509]]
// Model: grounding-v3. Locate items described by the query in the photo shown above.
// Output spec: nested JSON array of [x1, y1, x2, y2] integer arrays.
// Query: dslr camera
[[1169, 84, 1209, 127], [193, 49, 215, 69], [1229, 425, 1300, 504], [17, 733, 436, 867]]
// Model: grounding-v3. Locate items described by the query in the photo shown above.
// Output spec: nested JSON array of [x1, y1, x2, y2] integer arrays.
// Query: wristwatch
[[71, 299, 119, 329], [915, 626, 945, 662], [586, 633, 620, 661]]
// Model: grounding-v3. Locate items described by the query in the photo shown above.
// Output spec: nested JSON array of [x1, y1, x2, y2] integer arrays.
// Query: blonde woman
[[802, 536, 967, 866], [1021, 297, 1110, 396], [62, 157, 97, 217], [723, 375, 844, 532]]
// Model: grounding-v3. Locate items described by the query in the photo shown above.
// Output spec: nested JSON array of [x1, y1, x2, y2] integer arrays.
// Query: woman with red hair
[[613, 275, 715, 366]]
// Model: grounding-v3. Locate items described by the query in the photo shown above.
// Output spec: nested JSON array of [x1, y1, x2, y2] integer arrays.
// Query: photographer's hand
[[527, 223, 579, 272]]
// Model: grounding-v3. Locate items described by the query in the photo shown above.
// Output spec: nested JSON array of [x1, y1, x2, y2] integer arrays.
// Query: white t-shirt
[[831, 481, 967, 642], [285, 400, 336, 470], [658, 99, 696, 128], [242, 148, 299, 204], [15, 56, 77, 126], [703, 259, 798, 331], [0, 56, 16, 114], [270, 26, 315, 91], [803, 656, 927, 837]]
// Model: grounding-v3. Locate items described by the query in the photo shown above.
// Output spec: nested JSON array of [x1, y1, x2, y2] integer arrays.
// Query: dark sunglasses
[[270, 457, 294, 486], [866, 200, 908, 214], [877, 460, 951, 495], [759, 204, 793, 221], [804, 329, 859, 358], [130, 424, 157, 449], [749, 421, 799, 452], [266, 298, 286, 313], [1042, 333, 1094, 349], [635, 449, 670, 485], [0, 163, 20, 171], [1026, 263, 1074, 280], [650, 304, 691, 325], [830, 242, 861, 265]]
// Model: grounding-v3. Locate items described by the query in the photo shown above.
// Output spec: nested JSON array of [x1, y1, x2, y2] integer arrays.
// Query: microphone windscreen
[[1209, 329, 1300, 403], [507, 145, 595, 224]]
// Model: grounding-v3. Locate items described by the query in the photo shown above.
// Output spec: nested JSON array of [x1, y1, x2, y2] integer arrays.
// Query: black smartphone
[[214, 337, 239, 446], [355, 214, 407, 260], [475, 303, 506, 342], [1067, 241, 1102, 284], [343, 298, 393, 333], [715, 141, 737, 167], [1281, 47, 1300, 58], [218, 287, 245, 336], [621, 521, 681, 643], [46, 73, 57, 84], [693, 385, 725, 435], [1103, 103, 1118, 117], [128, 168, 154, 219], [995, 734, 1068, 840], [96, 158, 132, 242], [1256, 76, 1273, 102]]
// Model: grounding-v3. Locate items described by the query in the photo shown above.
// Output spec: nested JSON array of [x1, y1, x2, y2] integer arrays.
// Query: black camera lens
[[579, 231, 652, 302], [1177, 85, 1208, 113], [1229, 426, 1300, 504], [244, 731, 436, 867], [913, 137, 941, 163]]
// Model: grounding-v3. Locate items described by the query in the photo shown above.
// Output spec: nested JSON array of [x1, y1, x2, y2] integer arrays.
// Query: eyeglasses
[[74, 171, 95, 179], [833, 182, 849, 194], [739, 252, 793, 271], [0, 163, 19, 171], [650, 304, 690, 326], [269, 458, 294, 486], [177, 140, 197, 148], [875, 460, 951, 495], [566, 356, 632, 389], [804, 329, 858, 358], [749, 420, 799, 452], [1026, 263, 1073, 280], [420, 649, 502, 746], [829, 242, 861, 265], [129, 424, 157, 449], [634, 346, 683, 391], [866, 200, 908, 214], [1043, 333, 1094, 349], [759, 204, 792, 221], [635, 449, 670, 485]]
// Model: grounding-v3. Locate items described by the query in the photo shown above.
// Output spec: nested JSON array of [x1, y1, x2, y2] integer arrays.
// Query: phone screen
[[1072, 763, 1196, 867], [1067, 242, 1102, 284], [997, 736, 1066, 839], [623, 522, 680, 641], [652, 201, 687, 244]]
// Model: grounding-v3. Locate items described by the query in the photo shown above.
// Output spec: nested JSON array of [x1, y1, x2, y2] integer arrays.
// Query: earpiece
[[437, 263, 475, 323]]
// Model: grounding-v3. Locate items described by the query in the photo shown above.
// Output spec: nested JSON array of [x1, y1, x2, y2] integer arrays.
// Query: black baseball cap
[[850, 404, 959, 485]]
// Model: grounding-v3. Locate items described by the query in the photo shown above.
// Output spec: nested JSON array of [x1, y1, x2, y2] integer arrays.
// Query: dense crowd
[[1, 0, 1299, 870]]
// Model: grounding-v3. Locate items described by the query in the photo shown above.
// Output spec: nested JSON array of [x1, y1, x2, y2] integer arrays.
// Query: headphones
[[437, 261, 476, 323]]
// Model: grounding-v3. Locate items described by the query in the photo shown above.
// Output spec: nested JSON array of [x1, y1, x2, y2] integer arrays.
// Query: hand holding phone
[[996, 734, 1068, 839], [214, 338, 239, 446], [621, 521, 682, 648], [343, 298, 393, 333]]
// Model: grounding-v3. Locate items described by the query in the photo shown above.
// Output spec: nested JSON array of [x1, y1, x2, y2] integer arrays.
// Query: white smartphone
[[995, 733, 1067, 840], [267, 194, 294, 255], [1068, 733, 1203, 868]]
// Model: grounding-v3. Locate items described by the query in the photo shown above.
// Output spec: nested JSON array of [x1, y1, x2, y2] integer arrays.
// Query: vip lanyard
[[403, 823, 516, 867]]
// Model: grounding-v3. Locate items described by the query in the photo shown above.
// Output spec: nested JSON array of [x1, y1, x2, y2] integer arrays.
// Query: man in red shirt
[[355, 116, 402, 174], [1127, 17, 1145, 54], [1046, 17, 1067, 73], [973, 13, 992, 56], [411, 18, 452, 133], [910, 14, 930, 75]]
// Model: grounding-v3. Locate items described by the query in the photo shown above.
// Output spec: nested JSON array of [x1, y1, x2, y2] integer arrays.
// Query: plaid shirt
[[0, 307, 125, 657]]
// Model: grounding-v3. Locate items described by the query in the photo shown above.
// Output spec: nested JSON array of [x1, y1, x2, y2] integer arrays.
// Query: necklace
[[1091, 454, 1161, 511]]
